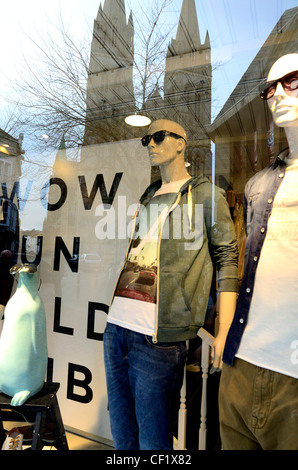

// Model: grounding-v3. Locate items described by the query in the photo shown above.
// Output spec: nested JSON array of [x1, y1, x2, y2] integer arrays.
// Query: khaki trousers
[[219, 358, 298, 450]]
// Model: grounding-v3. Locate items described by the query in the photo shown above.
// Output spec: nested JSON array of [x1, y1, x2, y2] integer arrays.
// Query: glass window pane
[[0, 0, 297, 447]]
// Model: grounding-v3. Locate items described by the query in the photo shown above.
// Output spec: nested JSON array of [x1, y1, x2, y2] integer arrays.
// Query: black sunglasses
[[260, 70, 298, 100], [141, 130, 185, 147]]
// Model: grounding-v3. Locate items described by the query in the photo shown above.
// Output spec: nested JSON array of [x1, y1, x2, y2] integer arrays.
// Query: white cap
[[268, 53, 298, 81]]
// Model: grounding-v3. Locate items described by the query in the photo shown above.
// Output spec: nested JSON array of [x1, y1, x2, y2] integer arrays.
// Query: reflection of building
[[84, 0, 135, 144], [0, 129, 24, 253], [84, 0, 212, 179], [209, 7, 298, 197], [144, 0, 212, 178]]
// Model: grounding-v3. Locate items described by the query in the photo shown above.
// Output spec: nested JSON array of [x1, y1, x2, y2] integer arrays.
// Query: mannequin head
[[141, 119, 189, 183], [142, 119, 187, 169], [146, 119, 187, 142], [263, 54, 298, 128]]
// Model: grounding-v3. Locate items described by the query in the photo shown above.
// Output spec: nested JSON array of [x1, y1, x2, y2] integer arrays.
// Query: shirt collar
[[273, 148, 289, 169]]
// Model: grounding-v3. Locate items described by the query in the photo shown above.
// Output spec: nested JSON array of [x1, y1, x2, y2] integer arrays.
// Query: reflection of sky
[[199, 0, 298, 119], [130, 0, 298, 117], [1, 0, 297, 126], [0, 0, 297, 151], [177, 0, 298, 119], [0, 0, 296, 230], [0, 0, 297, 231]]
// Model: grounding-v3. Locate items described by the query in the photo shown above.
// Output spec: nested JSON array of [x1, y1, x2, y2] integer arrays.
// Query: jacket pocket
[[158, 271, 191, 328]]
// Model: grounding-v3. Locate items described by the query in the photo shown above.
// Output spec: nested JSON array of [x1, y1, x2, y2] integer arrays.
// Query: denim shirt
[[223, 150, 288, 366]]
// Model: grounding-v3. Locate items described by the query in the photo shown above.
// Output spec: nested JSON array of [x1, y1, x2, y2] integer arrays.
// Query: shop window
[[0, 0, 297, 447]]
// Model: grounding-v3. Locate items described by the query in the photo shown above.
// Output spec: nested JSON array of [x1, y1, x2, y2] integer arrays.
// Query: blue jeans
[[103, 323, 187, 450]]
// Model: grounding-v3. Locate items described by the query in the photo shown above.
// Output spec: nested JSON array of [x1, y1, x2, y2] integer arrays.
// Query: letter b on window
[[67, 363, 93, 403]]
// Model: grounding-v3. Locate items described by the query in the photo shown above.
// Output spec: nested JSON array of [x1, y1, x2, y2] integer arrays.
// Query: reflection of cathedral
[[43, 2, 298, 256], [84, 0, 135, 145], [84, 0, 212, 179]]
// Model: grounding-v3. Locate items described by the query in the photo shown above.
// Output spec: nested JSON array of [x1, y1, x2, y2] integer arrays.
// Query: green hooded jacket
[[113, 175, 239, 343]]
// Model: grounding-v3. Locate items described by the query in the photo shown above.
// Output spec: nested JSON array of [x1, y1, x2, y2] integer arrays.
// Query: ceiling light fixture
[[124, 114, 151, 127]]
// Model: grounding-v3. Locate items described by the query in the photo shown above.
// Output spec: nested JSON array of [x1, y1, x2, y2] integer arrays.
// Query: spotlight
[[124, 114, 151, 127]]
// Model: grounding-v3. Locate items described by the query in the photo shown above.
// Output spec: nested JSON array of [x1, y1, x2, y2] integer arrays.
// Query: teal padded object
[[0, 264, 48, 406]]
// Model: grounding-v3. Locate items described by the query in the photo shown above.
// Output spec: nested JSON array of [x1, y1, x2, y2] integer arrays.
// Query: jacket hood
[[139, 174, 210, 234], [139, 174, 208, 205]]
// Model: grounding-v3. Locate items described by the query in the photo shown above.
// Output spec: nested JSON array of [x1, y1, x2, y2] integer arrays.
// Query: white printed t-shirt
[[107, 178, 191, 336]]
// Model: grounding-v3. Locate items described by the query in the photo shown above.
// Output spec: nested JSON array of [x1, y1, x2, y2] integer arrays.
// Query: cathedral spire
[[101, 0, 127, 29], [169, 0, 202, 55], [91, 0, 134, 72]]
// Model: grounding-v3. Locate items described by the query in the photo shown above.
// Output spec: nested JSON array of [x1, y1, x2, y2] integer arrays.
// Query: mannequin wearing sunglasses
[[219, 53, 298, 450], [103, 119, 238, 450], [142, 126, 190, 183]]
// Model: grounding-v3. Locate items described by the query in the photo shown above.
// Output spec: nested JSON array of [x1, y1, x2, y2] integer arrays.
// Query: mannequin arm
[[210, 291, 237, 372]]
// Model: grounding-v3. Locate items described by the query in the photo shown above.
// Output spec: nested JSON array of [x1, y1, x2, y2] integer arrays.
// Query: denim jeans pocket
[[144, 334, 186, 352]]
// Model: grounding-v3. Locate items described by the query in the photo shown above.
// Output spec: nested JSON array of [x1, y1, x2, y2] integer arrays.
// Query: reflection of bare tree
[[3, 1, 175, 152], [1, 0, 215, 184], [130, 0, 175, 109], [6, 19, 90, 152], [0, 105, 24, 138]]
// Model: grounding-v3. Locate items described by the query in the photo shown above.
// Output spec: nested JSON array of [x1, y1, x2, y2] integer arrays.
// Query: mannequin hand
[[209, 292, 237, 373], [210, 327, 229, 374]]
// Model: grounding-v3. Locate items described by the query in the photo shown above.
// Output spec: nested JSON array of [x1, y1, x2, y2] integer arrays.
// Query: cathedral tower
[[84, 0, 212, 177], [84, 0, 136, 144], [163, 0, 212, 174]]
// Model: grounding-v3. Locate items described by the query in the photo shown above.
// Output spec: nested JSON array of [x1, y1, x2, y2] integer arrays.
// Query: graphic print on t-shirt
[[115, 193, 177, 304]]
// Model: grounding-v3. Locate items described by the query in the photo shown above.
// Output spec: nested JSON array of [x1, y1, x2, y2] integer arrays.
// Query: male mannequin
[[219, 54, 298, 450], [103, 119, 238, 450]]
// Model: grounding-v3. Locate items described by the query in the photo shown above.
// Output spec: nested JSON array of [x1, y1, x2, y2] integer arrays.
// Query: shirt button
[[260, 227, 265, 233], [239, 318, 244, 324], [279, 173, 284, 178], [268, 198, 273, 204], [253, 256, 258, 262], [246, 287, 251, 293]]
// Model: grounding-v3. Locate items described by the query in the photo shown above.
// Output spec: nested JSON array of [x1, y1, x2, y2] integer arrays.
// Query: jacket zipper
[[152, 191, 182, 343]]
